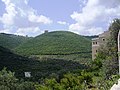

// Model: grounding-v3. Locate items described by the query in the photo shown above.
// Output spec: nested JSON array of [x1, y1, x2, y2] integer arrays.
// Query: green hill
[[0, 46, 86, 80], [15, 31, 91, 56], [84, 35, 98, 40], [0, 33, 31, 49]]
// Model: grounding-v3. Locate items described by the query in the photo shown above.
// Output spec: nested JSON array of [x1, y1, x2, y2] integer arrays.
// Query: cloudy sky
[[0, 0, 120, 36]]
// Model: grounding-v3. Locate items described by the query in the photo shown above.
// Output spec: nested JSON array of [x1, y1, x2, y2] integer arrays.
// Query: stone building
[[92, 31, 110, 60]]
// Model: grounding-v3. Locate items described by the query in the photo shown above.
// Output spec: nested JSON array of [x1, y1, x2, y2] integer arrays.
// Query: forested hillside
[[15, 31, 91, 55], [0, 46, 86, 80], [0, 33, 31, 49]]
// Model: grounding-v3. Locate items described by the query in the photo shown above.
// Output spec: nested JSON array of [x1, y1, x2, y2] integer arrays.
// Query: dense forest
[[0, 18, 120, 90]]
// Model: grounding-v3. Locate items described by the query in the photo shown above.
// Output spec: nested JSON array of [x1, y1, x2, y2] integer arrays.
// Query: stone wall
[[92, 38, 99, 60], [92, 31, 110, 60]]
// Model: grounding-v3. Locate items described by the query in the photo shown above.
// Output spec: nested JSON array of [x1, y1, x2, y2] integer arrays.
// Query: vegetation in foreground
[[0, 68, 35, 90], [1, 64, 120, 90]]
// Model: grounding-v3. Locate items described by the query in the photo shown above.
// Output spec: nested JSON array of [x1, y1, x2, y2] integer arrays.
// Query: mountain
[[84, 35, 98, 40], [15, 31, 91, 56], [0, 33, 31, 49]]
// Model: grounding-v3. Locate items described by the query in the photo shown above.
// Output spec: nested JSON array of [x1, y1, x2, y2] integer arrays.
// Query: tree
[[0, 68, 35, 90], [0, 67, 18, 89], [35, 72, 93, 90], [95, 18, 120, 78], [104, 19, 120, 77]]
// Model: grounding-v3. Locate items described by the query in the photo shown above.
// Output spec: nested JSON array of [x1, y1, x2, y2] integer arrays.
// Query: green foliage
[[35, 72, 93, 90], [0, 33, 31, 49], [91, 58, 102, 71], [93, 75, 120, 90], [15, 31, 91, 56], [0, 46, 86, 81], [0, 68, 17, 88], [102, 19, 120, 78], [102, 56, 118, 78], [0, 68, 35, 90], [30, 53, 92, 65], [84, 35, 98, 40], [95, 18, 120, 78], [109, 19, 120, 43]]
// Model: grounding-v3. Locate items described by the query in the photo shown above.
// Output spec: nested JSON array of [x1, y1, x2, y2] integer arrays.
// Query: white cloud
[[69, 23, 103, 35], [15, 27, 42, 37], [87, 27, 103, 35], [0, 1, 17, 26], [69, 0, 120, 35], [57, 21, 69, 25], [0, 29, 11, 33], [0, 0, 53, 36], [28, 14, 52, 24], [69, 23, 81, 31]]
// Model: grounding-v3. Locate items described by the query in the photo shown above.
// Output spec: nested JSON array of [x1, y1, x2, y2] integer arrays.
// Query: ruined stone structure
[[44, 30, 48, 33], [92, 31, 110, 60]]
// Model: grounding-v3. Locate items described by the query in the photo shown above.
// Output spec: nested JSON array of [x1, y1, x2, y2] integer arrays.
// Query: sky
[[0, 0, 120, 36]]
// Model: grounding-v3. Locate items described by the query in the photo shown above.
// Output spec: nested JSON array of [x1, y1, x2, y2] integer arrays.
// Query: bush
[[0, 68, 35, 90]]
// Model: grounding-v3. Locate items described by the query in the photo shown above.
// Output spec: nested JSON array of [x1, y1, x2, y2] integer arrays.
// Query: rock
[[111, 79, 120, 90]]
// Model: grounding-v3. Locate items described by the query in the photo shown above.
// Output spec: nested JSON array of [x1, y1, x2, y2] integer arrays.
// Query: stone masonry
[[92, 31, 110, 60]]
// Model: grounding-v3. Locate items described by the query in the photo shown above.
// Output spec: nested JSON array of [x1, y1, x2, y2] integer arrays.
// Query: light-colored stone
[[24, 72, 31, 77], [92, 31, 110, 60], [111, 79, 120, 90]]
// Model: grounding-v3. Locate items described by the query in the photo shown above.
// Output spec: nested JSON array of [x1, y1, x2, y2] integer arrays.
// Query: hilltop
[[0, 33, 31, 49], [15, 31, 91, 56]]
